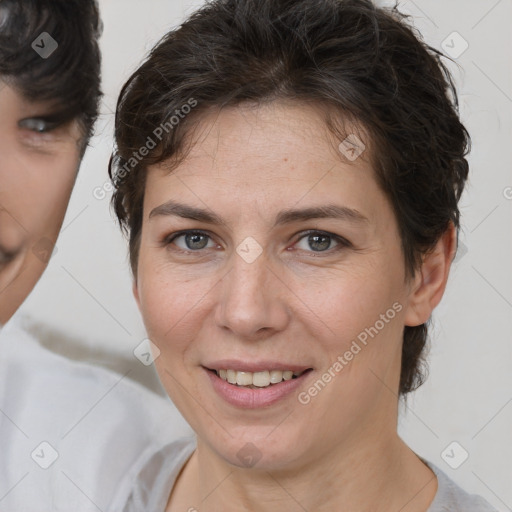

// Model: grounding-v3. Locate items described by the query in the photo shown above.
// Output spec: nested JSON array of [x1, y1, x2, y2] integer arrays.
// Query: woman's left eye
[[294, 230, 348, 254], [18, 118, 60, 133], [164, 229, 348, 255]]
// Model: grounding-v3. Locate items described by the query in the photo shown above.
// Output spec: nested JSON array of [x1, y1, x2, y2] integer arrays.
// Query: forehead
[[148, 102, 375, 192], [184, 102, 367, 171], [141, 102, 394, 241]]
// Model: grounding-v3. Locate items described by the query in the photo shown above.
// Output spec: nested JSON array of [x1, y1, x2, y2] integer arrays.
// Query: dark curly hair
[[109, 0, 470, 396], [0, 0, 102, 149]]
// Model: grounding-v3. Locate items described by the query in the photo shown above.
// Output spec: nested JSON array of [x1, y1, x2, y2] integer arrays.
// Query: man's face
[[0, 81, 82, 325]]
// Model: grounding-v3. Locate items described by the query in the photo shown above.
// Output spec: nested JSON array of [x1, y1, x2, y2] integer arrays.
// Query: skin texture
[[0, 82, 81, 325], [134, 101, 456, 511]]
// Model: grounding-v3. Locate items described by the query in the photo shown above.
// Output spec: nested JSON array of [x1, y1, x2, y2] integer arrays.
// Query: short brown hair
[[109, 0, 470, 396]]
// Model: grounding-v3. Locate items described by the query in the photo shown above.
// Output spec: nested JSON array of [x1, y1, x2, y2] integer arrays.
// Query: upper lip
[[204, 360, 313, 373]]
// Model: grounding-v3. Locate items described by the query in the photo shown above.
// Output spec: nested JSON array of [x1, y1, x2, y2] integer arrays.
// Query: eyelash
[[163, 229, 351, 257]]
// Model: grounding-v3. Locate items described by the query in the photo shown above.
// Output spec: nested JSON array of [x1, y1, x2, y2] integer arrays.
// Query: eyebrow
[[149, 200, 369, 228]]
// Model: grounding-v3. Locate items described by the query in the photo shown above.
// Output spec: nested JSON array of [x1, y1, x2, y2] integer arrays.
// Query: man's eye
[[18, 118, 59, 133]]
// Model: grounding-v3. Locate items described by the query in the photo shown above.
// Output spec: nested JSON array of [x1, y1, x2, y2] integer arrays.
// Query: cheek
[[136, 257, 210, 356], [296, 274, 406, 432], [0, 151, 79, 239], [138, 266, 209, 412], [32, 154, 78, 213], [301, 259, 404, 348]]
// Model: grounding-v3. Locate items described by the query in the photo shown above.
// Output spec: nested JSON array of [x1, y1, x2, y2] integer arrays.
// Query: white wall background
[[18, 0, 512, 508]]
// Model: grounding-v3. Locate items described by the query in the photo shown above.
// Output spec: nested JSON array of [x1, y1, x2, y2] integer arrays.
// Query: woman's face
[[0, 82, 82, 325], [135, 102, 422, 470]]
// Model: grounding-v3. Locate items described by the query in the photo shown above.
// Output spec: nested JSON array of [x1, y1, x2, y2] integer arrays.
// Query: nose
[[214, 247, 290, 340]]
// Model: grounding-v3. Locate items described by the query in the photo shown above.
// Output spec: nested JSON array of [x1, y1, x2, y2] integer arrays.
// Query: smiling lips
[[205, 366, 313, 408], [203, 362, 313, 408]]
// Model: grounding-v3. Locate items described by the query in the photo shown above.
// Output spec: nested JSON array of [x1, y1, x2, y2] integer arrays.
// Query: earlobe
[[403, 223, 457, 327]]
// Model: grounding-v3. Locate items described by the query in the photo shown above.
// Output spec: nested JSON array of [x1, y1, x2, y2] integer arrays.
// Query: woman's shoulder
[[108, 436, 196, 512], [423, 459, 498, 512]]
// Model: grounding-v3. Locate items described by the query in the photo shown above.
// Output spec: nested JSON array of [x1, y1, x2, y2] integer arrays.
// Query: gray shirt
[[109, 437, 498, 512]]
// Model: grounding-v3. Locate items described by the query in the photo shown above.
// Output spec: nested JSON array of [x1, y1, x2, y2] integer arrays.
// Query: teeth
[[215, 369, 304, 387], [269, 370, 283, 384], [227, 369, 237, 384], [236, 371, 253, 386], [253, 371, 270, 387]]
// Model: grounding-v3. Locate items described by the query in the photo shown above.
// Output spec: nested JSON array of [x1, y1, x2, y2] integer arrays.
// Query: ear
[[403, 222, 457, 327]]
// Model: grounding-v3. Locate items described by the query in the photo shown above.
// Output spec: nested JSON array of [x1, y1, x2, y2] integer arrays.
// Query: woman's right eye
[[165, 230, 217, 252]]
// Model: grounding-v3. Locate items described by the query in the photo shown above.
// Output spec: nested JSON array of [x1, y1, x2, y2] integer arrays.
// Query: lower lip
[[204, 368, 312, 409]]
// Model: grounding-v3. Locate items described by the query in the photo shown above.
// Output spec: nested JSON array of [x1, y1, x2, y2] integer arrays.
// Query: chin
[[205, 427, 309, 471]]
